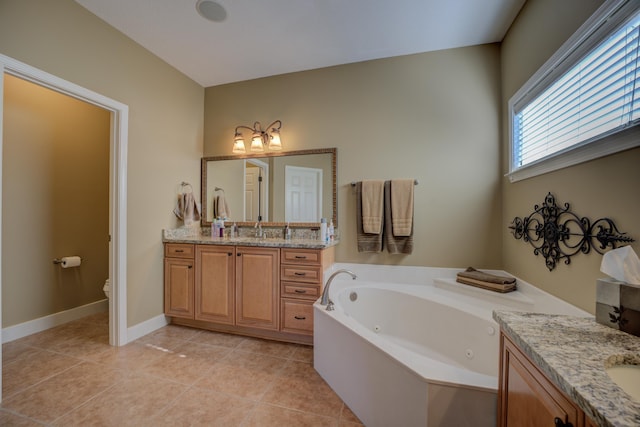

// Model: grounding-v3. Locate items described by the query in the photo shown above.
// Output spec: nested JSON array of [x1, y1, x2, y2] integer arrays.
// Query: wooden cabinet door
[[499, 334, 583, 427], [196, 245, 235, 324], [235, 246, 279, 330], [164, 258, 194, 319]]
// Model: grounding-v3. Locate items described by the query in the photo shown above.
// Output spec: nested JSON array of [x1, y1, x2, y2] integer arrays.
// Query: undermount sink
[[605, 362, 640, 402]]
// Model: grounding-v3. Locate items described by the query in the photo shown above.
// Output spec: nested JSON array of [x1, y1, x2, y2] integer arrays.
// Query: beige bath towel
[[356, 182, 383, 253], [214, 193, 231, 219], [391, 179, 414, 236], [174, 191, 201, 225], [384, 180, 413, 254], [361, 180, 385, 234]]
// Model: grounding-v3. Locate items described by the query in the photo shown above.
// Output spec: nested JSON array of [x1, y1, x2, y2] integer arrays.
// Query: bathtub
[[313, 263, 589, 427]]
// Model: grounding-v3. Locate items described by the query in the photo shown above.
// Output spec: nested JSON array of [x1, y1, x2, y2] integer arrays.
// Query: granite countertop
[[493, 311, 640, 427], [162, 229, 338, 249]]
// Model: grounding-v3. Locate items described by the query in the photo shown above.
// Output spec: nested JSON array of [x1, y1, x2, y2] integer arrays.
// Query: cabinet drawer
[[281, 265, 321, 284], [165, 243, 195, 259], [282, 282, 320, 300], [281, 248, 321, 265], [281, 299, 313, 334]]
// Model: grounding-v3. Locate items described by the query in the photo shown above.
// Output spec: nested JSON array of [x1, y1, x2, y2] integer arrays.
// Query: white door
[[285, 166, 322, 222], [245, 165, 260, 222]]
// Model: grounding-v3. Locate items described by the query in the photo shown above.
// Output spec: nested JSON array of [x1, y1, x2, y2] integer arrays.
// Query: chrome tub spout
[[321, 269, 357, 311]]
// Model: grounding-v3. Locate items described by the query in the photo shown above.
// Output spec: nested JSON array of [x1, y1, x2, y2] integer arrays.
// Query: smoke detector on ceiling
[[196, 0, 227, 22]]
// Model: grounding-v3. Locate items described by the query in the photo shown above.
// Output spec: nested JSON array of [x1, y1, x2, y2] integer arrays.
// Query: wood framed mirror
[[201, 148, 336, 227]]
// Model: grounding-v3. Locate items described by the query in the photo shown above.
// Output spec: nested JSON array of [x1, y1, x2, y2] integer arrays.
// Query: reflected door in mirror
[[285, 165, 322, 222]]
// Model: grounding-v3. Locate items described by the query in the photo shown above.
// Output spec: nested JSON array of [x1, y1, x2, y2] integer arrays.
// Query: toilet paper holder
[[52, 256, 83, 266]]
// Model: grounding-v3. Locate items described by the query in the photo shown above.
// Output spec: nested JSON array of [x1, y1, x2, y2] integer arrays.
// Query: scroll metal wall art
[[509, 192, 634, 271]]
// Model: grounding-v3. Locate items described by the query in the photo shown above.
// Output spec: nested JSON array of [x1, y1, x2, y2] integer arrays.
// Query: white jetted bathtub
[[314, 263, 589, 427]]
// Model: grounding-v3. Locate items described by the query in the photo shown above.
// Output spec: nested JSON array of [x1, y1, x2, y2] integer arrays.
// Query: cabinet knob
[[188, 265, 193, 269], [237, 253, 241, 256], [554, 417, 572, 427], [228, 252, 232, 256]]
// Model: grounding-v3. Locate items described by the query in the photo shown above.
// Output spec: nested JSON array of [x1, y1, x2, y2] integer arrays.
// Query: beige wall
[[501, 0, 640, 313], [0, 0, 204, 327], [2, 74, 109, 326], [205, 45, 503, 268]]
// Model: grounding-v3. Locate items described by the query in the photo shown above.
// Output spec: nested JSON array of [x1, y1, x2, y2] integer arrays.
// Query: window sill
[[506, 126, 640, 183]]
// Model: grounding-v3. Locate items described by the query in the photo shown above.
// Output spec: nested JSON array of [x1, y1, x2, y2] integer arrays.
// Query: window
[[508, 0, 640, 182]]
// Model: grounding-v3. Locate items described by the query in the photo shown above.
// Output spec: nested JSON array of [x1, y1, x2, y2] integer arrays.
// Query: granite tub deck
[[493, 311, 640, 427], [163, 229, 338, 249]]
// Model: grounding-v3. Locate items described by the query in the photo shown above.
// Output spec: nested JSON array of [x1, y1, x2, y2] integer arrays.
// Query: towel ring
[[180, 182, 193, 193]]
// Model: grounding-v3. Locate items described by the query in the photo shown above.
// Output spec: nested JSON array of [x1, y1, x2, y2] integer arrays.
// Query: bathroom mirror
[[202, 148, 337, 227]]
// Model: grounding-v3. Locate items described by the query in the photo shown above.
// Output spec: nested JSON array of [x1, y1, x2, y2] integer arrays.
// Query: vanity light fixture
[[232, 120, 283, 154]]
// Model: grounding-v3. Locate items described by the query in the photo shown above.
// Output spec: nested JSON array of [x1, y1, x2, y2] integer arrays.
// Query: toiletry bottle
[[232, 222, 238, 238], [320, 218, 328, 242], [213, 217, 221, 239], [328, 220, 335, 241], [284, 222, 291, 240], [219, 219, 225, 238]]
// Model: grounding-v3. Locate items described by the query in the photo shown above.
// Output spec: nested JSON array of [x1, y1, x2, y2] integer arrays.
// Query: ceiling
[[75, 0, 526, 88]]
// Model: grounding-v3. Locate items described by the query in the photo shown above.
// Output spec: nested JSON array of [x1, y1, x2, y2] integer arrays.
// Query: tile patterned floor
[[1, 313, 363, 426]]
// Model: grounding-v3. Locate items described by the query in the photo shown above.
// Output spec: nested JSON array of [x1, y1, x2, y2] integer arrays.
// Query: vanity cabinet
[[235, 246, 280, 330], [280, 247, 334, 336], [498, 332, 594, 427], [195, 245, 235, 324], [164, 242, 334, 344], [164, 244, 195, 318]]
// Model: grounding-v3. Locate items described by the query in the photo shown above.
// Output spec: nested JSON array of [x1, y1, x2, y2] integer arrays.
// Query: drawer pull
[[175, 249, 184, 253], [294, 315, 307, 320], [294, 272, 306, 276], [294, 255, 307, 259], [294, 289, 307, 294]]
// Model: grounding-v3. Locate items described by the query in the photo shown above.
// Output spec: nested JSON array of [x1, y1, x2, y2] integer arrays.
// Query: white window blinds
[[509, 1, 640, 181]]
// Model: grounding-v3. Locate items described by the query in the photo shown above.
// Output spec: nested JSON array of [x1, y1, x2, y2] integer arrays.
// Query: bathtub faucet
[[320, 269, 357, 311]]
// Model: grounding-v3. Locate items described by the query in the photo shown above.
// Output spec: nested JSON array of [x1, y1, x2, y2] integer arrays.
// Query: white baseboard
[[2, 299, 109, 344], [126, 314, 169, 343]]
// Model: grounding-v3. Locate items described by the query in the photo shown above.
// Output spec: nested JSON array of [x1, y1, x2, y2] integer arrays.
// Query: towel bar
[[351, 179, 418, 187]]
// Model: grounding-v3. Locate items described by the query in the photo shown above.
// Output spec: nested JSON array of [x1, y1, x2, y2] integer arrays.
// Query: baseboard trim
[[2, 299, 109, 344], [126, 314, 169, 343]]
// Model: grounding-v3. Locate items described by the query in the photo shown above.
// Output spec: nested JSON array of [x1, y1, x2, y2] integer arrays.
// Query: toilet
[[103, 278, 111, 299]]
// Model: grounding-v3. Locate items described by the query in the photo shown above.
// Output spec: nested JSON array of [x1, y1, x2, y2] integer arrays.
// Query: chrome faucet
[[320, 269, 357, 311], [254, 221, 263, 238]]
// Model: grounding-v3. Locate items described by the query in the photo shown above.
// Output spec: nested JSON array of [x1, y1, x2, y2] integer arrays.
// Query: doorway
[[0, 54, 128, 398]]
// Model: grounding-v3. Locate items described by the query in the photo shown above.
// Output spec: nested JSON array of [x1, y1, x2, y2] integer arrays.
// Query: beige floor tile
[[340, 404, 364, 426], [262, 361, 344, 418], [2, 341, 41, 367], [149, 386, 256, 427], [2, 349, 81, 398], [85, 341, 166, 371], [194, 350, 288, 400], [2, 315, 355, 426], [188, 329, 247, 348], [237, 336, 298, 358], [290, 344, 314, 363], [139, 341, 230, 385], [2, 361, 128, 424], [52, 373, 187, 427], [0, 409, 45, 427], [243, 403, 339, 427]]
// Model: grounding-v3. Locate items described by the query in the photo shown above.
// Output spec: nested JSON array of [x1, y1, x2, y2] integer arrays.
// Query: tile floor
[[0, 313, 363, 426]]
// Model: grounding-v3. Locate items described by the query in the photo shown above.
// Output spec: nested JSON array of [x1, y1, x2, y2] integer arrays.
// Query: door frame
[[0, 55, 128, 355]]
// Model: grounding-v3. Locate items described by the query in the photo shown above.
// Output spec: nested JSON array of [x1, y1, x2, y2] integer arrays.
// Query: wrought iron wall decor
[[509, 192, 634, 271]]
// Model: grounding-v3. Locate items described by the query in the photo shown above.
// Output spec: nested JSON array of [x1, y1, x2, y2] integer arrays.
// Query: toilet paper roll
[[61, 256, 82, 268]]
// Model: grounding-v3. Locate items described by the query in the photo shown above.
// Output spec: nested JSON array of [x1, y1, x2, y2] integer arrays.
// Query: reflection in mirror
[[202, 148, 336, 227]]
